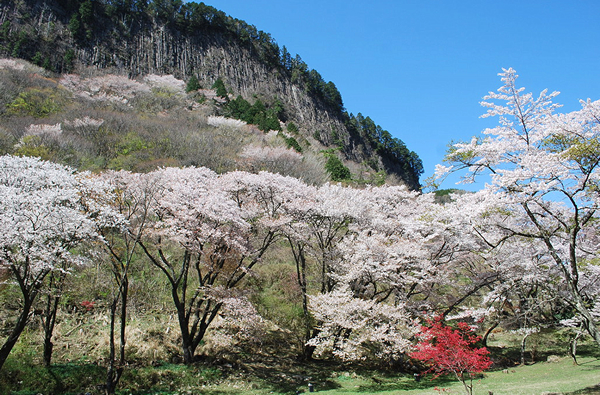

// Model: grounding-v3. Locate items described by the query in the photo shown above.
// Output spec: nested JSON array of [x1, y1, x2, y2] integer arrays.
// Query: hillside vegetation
[[2, 2, 600, 395], [0, 0, 423, 188], [0, 58, 335, 183]]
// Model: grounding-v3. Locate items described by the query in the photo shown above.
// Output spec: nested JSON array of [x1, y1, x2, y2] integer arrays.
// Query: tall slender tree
[[98, 170, 158, 394]]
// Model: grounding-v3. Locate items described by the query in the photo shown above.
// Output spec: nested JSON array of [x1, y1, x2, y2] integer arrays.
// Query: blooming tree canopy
[[439, 68, 600, 346], [0, 155, 116, 370]]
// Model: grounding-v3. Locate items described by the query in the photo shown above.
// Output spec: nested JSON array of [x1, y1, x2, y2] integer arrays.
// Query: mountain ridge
[[0, 0, 423, 189]]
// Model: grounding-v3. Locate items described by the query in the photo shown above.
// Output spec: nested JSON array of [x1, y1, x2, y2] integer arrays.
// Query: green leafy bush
[[13, 135, 54, 160], [287, 122, 298, 134], [324, 153, 351, 181], [224, 95, 282, 131], [281, 134, 302, 153], [7, 88, 66, 117]]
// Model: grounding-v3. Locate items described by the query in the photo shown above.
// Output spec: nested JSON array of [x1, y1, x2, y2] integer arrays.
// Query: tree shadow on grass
[[228, 353, 459, 395], [566, 383, 600, 395], [234, 355, 342, 394], [352, 373, 457, 393], [578, 361, 600, 371], [0, 361, 105, 395]]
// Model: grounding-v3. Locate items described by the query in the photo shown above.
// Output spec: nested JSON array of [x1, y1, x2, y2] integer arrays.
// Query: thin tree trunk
[[0, 265, 47, 371], [42, 293, 60, 366], [456, 372, 473, 395], [0, 298, 34, 370], [519, 331, 534, 366], [105, 270, 128, 394], [106, 294, 124, 394], [119, 276, 128, 364], [482, 322, 498, 348], [289, 239, 316, 360], [569, 329, 582, 365], [42, 271, 66, 367]]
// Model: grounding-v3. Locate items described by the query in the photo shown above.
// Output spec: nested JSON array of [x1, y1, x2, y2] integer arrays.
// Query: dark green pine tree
[[186, 75, 201, 92], [212, 78, 228, 98]]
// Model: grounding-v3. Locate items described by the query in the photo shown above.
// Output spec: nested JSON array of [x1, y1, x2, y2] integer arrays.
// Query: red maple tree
[[411, 316, 492, 395]]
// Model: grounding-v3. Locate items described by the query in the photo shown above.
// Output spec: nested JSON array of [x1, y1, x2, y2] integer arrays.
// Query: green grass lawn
[[189, 356, 600, 395], [3, 347, 600, 395]]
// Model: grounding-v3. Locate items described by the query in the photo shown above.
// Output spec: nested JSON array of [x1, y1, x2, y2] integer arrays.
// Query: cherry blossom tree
[[239, 144, 304, 176], [439, 68, 600, 346], [134, 168, 306, 363], [431, 192, 547, 335], [0, 155, 115, 371], [218, 170, 311, 242], [216, 170, 312, 346], [133, 166, 246, 364], [143, 74, 186, 95], [307, 289, 416, 361], [59, 74, 151, 104], [300, 183, 371, 294], [450, 232, 565, 351], [97, 170, 160, 393], [283, 182, 372, 358], [305, 185, 477, 362], [355, 186, 494, 313], [350, 187, 457, 311], [207, 115, 247, 129]]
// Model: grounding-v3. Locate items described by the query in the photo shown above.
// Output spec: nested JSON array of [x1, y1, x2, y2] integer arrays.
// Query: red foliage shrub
[[411, 316, 492, 395]]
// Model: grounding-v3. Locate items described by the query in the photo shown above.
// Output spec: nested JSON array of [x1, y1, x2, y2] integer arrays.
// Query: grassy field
[[297, 357, 600, 395], [2, 329, 600, 395], [194, 357, 600, 395], [3, 354, 600, 395]]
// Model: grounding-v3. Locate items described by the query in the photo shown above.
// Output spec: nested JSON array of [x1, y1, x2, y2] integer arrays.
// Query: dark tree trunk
[[481, 322, 498, 348], [0, 297, 34, 370], [42, 294, 60, 366], [42, 271, 66, 367], [105, 272, 128, 394], [289, 238, 316, 360], [0, 265, 48, 371]]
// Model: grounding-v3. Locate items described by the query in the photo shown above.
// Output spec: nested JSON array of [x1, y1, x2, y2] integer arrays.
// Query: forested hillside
[[2, 2, 600, 395], [0, 0, 423, 188]]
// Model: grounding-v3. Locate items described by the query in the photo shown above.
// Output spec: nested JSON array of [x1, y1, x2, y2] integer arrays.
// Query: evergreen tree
[[324, 154, 351, 181], [281, 45, 292, 70], [212, 78, 228, 98], [185, 75, 201, 92]]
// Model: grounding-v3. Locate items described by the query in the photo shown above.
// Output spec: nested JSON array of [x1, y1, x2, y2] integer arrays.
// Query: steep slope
[[0, 0, 423, 188]]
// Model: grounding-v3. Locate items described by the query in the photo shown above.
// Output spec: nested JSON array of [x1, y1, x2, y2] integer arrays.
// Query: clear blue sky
[[205, 0, 600, 189]]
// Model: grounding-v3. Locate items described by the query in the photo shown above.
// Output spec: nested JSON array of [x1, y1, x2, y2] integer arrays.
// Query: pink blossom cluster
[[24, 123, 63, 138], [59, 74, 150, 103], [143, 74, 186, 93], [209, 295, 269, 350], [64, 116, 105, 129], [0, 58, 44, 73], [0, 58, 26, 70], [207, 115, 247, 129], [240, 144, 302, 162]]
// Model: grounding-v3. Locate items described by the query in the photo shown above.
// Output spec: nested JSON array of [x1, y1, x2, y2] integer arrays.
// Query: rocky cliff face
[[0, 0, 420, 189]]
